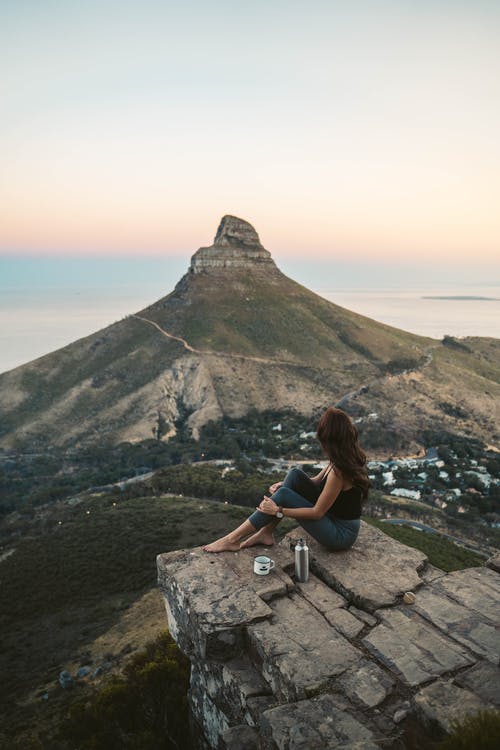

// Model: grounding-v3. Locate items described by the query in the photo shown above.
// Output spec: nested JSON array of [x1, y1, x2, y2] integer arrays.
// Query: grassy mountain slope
[[0, 263, 498, 452], [142, 267, 431, 365]]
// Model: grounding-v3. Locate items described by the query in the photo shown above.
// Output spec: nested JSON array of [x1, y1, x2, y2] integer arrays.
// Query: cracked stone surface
[[247, 593, 362, 701], [335, 660, 395, 709], [415, 679, 494, 733], [157, 525, 500, 749], [454, 661, 500, 706], [260, 694, 380, 750], [191, 658, 272, 726], [410, 583, 500, 662], [294, 575, 365, 637], [430, 567, 500, 633], [279, 521, 427, 611], [363, 607, 475, 686], [157, 547, 274, 658]]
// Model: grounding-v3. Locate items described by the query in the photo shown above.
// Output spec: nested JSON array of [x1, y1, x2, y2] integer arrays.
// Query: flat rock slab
[[415, 679, 493, 733], [294, 575, 365, 638], [295, 574, 347, 613], [157, 547, 276, 658], [454, 661, 500, 707], [224, 546, 295, 601], [248, 592, 362, 701], [363, 607, 475, 686], [280, 521, 427, 611], [431, 567, 500, 632], [410, 583, 500, 663], [335, 660, 395, 709], [260, 694, 380, 750]]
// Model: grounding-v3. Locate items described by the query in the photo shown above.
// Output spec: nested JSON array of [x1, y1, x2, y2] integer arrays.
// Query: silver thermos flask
[[295, 538, 309, 582]]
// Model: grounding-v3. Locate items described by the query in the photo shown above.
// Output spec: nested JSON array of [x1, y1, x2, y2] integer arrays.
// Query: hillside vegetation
[[1, 467, 491, 749]]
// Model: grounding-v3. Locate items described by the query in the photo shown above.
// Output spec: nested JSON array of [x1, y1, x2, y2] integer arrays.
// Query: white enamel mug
[[254, 555, 275, 576]]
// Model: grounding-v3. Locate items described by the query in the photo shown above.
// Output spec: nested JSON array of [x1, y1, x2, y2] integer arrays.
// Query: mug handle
[[269, 560, 275, 570]]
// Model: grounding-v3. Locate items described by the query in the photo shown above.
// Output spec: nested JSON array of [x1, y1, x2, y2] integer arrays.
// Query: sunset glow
[[2, 1, 499, 265]]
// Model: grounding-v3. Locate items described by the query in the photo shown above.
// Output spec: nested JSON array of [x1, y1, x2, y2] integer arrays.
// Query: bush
[[60, 631, 191, 750], [437, 710, 500, 750], [365, 518, 485, 571]]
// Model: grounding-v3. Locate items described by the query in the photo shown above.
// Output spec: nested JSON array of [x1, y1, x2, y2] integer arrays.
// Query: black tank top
[[320, 465, 362, 520]]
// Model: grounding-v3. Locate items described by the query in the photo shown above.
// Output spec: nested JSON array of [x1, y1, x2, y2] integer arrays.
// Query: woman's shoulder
[[325, 465, 348, 488], [330, 465, 360, 492]]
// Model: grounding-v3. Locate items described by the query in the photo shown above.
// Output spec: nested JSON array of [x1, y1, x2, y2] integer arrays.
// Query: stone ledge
[[157, 522, 500, 749]]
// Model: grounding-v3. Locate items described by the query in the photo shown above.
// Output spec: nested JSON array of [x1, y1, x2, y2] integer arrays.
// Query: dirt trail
[[132, 314, 297, 367], [336, 346, 438, 409], [133, 314, 439, 407]]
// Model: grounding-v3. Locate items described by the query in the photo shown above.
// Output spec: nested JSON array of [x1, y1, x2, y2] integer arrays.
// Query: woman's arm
[[258, 470, 343, 520]]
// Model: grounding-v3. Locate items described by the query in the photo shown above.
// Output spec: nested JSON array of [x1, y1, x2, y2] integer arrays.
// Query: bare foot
[[202, 536, 241, 553], [239, 528, 275, 549]]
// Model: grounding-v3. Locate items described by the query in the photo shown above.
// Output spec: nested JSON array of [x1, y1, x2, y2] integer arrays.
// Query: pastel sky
[[1, 0, 499, 264]]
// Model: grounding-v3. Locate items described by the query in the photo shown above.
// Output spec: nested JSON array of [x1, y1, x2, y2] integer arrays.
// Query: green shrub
[[365, 518, 485, 571], [437, 710, 500, 750], [60, 630, 191, 750]]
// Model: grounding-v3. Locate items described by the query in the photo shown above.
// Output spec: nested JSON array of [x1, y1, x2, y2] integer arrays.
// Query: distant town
[[265, 419, 500, 532]]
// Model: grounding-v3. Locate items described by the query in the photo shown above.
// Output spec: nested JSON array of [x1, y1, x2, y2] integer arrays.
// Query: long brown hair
[[316, 407, 370, 499]]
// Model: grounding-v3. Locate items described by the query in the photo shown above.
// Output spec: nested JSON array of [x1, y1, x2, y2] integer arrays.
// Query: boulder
[[58, 670, 73, 689]]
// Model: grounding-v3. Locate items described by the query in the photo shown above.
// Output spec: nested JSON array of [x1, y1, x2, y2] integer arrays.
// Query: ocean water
[[0, 257, 498, 374], [320, 287, 500, 339]]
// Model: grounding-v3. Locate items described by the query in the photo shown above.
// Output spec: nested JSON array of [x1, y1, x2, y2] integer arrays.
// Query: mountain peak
[[190, 215, 275, 273], [213, 215, 263, 249]]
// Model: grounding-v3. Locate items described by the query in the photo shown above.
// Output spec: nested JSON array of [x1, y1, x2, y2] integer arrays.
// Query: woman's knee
[[272, 486, 304, 507], [283, 466, 304, 487], [273, 486, 289, 502], [287, 467, 302, 478]]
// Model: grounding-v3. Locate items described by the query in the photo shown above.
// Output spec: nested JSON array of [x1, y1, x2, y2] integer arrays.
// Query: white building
[[390, 488, 422, 501], [382, 471, 395, 486], [299, 431, 316, 439]]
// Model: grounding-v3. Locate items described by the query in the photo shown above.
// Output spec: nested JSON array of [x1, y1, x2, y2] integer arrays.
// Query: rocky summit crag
[[191, 215, 276, 272], [0, 216, 498, 451], [157, 524, 500, 749]]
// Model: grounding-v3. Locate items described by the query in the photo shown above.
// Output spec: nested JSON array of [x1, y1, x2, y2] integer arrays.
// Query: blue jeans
[[247, 467, 360, 551]]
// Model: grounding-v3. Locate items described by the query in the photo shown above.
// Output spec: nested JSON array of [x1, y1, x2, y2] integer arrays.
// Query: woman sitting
[[203, 407, 369, 553]]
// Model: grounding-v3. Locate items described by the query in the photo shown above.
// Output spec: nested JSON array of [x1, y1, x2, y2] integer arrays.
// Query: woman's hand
[[268, 481, 283, 494], [257, 495, 279, 515]]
